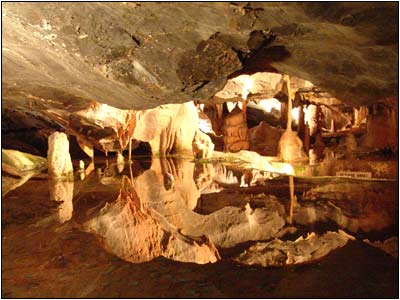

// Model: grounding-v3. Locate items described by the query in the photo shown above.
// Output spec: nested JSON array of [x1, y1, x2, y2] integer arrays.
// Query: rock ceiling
[[2, 2, 398, 115]]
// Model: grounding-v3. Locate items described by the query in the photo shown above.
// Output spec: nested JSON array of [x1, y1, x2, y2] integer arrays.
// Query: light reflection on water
[[2, 155, 398, 265]]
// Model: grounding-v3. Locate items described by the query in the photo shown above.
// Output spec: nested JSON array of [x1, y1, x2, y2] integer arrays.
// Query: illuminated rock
[[2, 149, 47, 177], [234, 231, 352, 267], [277, 76, 307, 164], [192, 130, 215, 159], [278, 130, 307, 163], [222, 105, 249, 152], [213, 150, 295, 176], [133, 101, 199, 156], [47, 132, 74, 178]]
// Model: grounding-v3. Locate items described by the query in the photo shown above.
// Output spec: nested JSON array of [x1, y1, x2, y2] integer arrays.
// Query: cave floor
[[1, 157, 398, 298]]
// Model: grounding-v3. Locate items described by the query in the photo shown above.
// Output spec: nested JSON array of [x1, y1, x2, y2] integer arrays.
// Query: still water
[[2, 156, 398, 298]]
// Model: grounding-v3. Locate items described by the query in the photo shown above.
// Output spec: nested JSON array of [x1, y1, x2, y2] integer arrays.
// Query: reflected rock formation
[[133, 158, 286, 248], [235, 231, 352, 267], [295, 180, 397, 233], [84, 176, 220, 264], [49, 179, 74, 223]]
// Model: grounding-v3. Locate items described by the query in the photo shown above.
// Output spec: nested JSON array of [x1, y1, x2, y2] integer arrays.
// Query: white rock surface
[[47, 132, 74, 177]]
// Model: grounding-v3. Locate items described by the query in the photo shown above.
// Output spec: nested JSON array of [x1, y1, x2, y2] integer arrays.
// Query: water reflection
[[84, 175, 220, 264], [49, 179, 74, 223], [65, 157, 397, 265], [2, 154, 397, 267]]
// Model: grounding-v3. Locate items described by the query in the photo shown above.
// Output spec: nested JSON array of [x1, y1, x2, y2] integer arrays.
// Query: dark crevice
[[131, 34, 141, 47]]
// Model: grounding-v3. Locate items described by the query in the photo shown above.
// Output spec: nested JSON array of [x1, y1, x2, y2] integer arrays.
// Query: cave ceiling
[[2, 2, 398, 116]]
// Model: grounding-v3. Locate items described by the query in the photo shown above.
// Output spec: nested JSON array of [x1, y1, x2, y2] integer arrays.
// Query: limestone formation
[[84, 176, 220, 264], [47, 132, 74, 178], [360, 102, 398, 151], [133, 158, 286, 248], [133, 101, 199, 156], [2, 3, 397, 115], [248, 121, 283, 156], [192, 130, 215, 159], [222, 105, 249, 152], [234, 231, 352, 267], [213, 150, 295, 176], [2, 149, 47, 177], [364, 237, 398, 258], [277, 76, 307, 164]]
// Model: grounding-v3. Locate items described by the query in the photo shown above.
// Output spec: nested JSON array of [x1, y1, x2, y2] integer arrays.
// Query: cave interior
[[1, 2, 399, 298]]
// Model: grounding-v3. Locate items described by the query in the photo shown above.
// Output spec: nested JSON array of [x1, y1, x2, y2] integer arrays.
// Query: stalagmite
[[47, 132, 74, 178], [277, 75, 307, 164]]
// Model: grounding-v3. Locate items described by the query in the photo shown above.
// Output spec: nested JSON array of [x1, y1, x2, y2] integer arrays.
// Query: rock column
[[222, 105, 249, 152], [47, 132, 74, 178]]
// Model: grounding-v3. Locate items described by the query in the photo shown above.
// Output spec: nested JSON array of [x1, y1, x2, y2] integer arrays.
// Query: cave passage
[[1, 2, 398, 299]]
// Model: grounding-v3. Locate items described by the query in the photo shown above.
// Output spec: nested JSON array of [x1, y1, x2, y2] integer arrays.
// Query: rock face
[[278, 130, 307, 163], [234, 231, 352, 267], [133, 102, 199, 156], [2, 2, 397, 115], [248, 121, 283, 156], [47, 132, 74, 177], [2, 149, 47, 177], [360, 102, 398, 151], [192, 130, 215, 159], [222, 105, 249, 152]]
